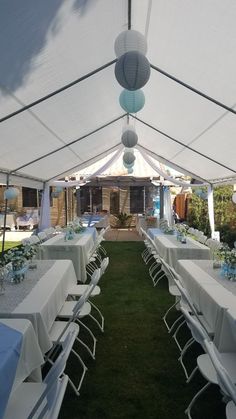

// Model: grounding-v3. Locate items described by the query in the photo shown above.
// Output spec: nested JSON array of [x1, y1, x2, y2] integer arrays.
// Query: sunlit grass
[[1, 241, 20, 251]]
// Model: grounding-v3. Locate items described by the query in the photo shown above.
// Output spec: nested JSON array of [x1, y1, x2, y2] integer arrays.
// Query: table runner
[[0, 260, 54, 313]]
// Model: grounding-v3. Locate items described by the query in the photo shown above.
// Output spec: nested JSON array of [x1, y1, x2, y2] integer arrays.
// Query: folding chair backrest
[[72, 269, 101, 317], [181, 307, 210, 349], [204, 339, 236, 404], [171, 272, 195, 312], [30, 235, 40, 245], [101, 257, 109, 274], [27, 332, 72, 419], [21, 238, 31, 245], [38, 231, 47, 242]]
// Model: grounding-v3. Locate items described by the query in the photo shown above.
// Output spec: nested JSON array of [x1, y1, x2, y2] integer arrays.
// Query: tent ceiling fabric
[[0, 0, 235, 188]]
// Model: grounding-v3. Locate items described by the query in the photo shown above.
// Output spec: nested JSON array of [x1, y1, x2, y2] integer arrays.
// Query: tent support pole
[[207, 185, 215, 238], [89, 188, 93, 213], [1, 174, 10, 255], [159, 184, 164, 219], [143, 186, 146, 213]]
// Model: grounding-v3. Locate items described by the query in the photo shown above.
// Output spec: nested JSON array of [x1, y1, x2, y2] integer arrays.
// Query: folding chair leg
[[153, 271, 166, 286], [168, 313, 184, 334], [172, 319, 186, 351], [89, 300, 104, 332], [162, 300, 180, 331], [71, 348, 88, 394], [185, 382, 211, 418], [178, 337, 195, 381], [76, 320, 97, 359], [186, 365, 199, 384]]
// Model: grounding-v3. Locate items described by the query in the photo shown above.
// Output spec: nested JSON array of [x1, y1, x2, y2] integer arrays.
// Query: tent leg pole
[[1, 174, 10, 255]]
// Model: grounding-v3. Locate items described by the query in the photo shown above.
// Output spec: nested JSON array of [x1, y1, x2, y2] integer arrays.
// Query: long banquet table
[[153, 233, 210, 269], [0, 259, 77, 353], [38, 227, 97, 282], [177, 259, 236, 351], [0, 318, 44, 419]]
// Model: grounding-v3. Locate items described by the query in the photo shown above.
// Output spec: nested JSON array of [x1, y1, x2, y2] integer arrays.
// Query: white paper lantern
[[114, 30, 148, 57], [232, 192, 236, 204], [4, 187, 19, 200], [123, 151, 136, 165], [115, 51, 150, 91], [121, 130, 138, 148]]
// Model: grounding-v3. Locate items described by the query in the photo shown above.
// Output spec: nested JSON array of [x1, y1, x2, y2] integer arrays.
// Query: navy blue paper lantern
[[123, 161, 134, 169], [119, 89, 145, 113], [4, 187, 19, 200], [123, 151, 136, 165], [115, 51, 150, 91], [121, 129, 138, 148]]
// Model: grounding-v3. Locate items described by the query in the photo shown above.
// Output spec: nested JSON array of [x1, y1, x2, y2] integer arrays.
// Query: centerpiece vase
[[12, 259, 27, 283]]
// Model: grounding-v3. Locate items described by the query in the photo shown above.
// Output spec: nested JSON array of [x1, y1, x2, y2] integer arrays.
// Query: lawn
[[59, 241, 225, 419], [1, 241, 20, 251]]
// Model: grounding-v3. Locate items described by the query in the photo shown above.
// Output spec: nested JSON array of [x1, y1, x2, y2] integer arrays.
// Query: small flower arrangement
[[163, 227, 175, 235], [175, 224, 188, 235], [3, 244, 39, 281], [64, 225, 75, 241], [68, 219, 86, 234], [216, 244, 236, 280]]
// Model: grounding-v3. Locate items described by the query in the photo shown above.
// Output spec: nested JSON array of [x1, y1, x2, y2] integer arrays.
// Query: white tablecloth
[[0, 319, 44, 419], [38, 228, 97, 282], [176, 259, 236, 350], [154, 234, 210, 269], [0, 214, 16, 230], [0, 260, 77, 353]]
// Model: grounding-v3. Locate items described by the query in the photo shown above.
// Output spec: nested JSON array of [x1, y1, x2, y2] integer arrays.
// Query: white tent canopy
[[0, 0, 235, 189]]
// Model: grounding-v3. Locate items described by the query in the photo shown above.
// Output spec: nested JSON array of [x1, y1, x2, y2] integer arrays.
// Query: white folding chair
[[57, 269, 101, 359], [186, 336, 236, 419], [204, 340, 236, 419], [27, 235, 40, 245], [37, 231, 48, 243], [4, 332, 72, 419], [68, 266, 106, 332]]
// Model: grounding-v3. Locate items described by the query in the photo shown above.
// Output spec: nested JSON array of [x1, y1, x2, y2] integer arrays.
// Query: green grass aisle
[[59, 242, 225, 419]]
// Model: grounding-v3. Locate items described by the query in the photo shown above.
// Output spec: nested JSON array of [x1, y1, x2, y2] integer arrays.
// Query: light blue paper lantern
[[114, 30, 147, 58], [121, 129, 138, 148], [55, 186, 63, 194], [123, 151, 136, 165], [128, 167, 134, 174], [119, 89, 145, 113], [4, 187, 19, 200], [115, 51, 151, 91]]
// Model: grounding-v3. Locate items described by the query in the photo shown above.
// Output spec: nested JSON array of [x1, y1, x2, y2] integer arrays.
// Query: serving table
[[0, 260, 77, 353], [0, 319, 44, 419], [38, 227, 97, 282]]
